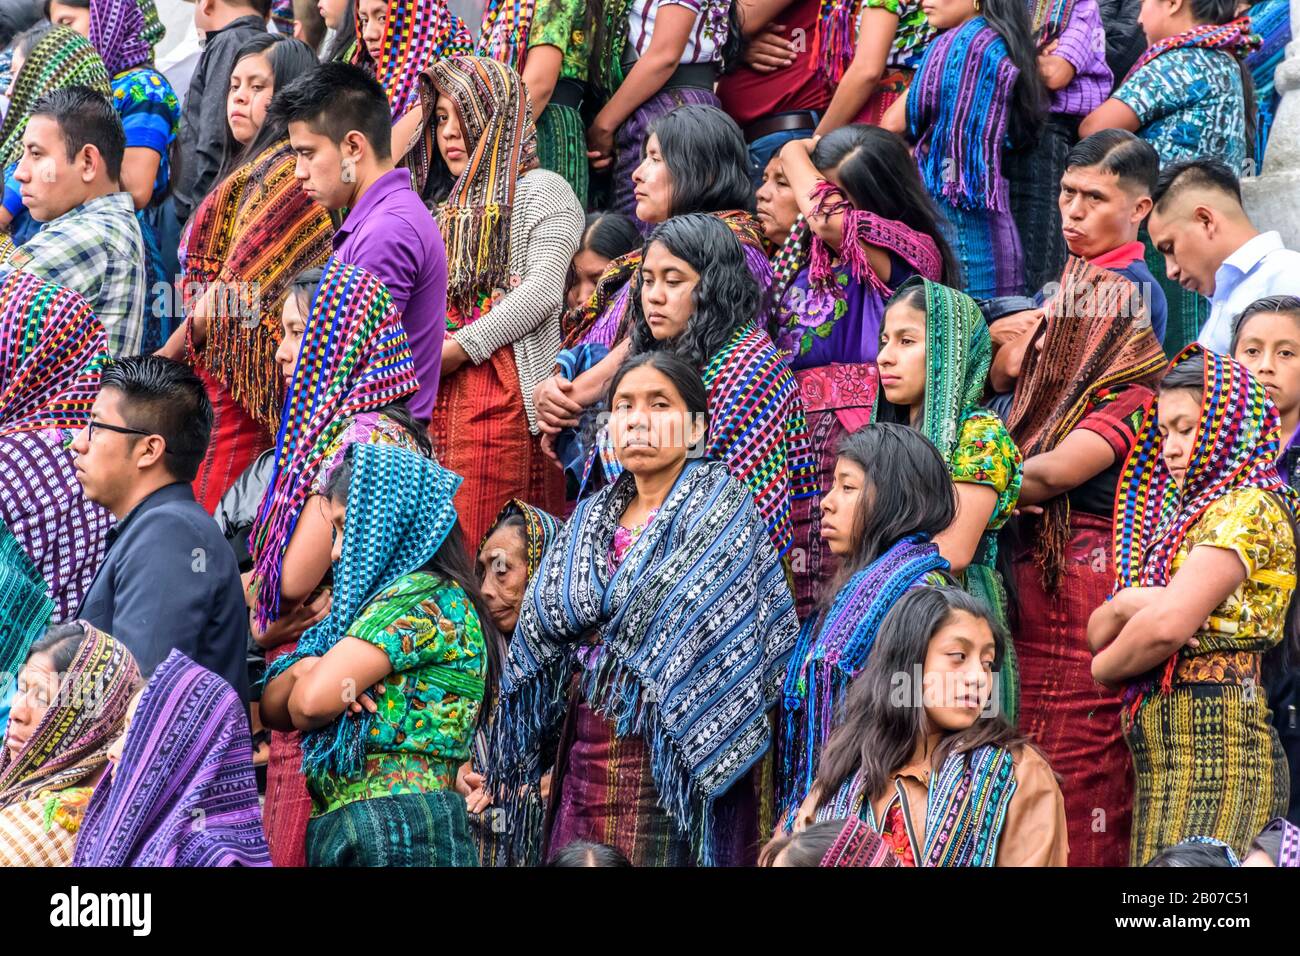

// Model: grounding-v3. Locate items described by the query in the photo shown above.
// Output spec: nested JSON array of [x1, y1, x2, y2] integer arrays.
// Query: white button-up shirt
[[1198, 231, 1300, 355]]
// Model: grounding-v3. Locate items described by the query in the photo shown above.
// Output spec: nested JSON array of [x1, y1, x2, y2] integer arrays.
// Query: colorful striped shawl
[[182, 139, 334, 433], [420, 56, 538, 314], [0, 524, 53, 686], [0, 27, 111, 170], [0, 624, 139, 808], [0, 271, 108, 436], [1124, 15, 1260, 81], [1028, 0, 1079, 46], [490, 459, 800, 865], [72, 650, 271, 867], [820, 817, 900, 867], [482, 498, 563, 578], [780, 535, 949, 819], [352, 0, 473, 119], [476, 0, 541, 72], [1113, 344, 1300, 699], [89, 0, 154, 77], [812, 0, 863, 85], [249, 258, 419, 627], [906, 17, 1018, 213], [265, 443, 462, 777], [1007, 258, 1165, 589]]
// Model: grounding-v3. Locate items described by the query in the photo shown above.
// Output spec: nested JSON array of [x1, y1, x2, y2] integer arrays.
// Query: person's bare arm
[[288, 637, 391, 731], [120, 147, 162, 211], [736, 0, 798, 36], [392, 103, 424, 162], [278, 494, 335, 608], [815, 8, 899, 134], [1018, 430, 1116, 507], [933, 482, 999, 575], [522, 44, 564, 118], [1078, 97, 1141, 138], [779, 138, 890, 276]]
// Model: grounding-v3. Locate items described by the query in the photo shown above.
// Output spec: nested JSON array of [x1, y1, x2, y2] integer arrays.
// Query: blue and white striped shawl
[[489, 459, 799, 865]]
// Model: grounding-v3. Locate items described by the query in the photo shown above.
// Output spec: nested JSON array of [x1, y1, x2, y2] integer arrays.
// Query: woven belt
[[743, 110, 819, 144], [621, 48, 718, 92], [548, 77, 584, 111]]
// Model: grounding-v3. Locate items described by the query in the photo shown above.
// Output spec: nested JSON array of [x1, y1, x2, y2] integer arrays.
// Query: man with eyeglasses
[[73, 355, 250, 700]]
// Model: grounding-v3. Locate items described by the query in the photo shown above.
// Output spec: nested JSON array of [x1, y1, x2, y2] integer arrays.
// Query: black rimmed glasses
[[84, 420, 174, 454]]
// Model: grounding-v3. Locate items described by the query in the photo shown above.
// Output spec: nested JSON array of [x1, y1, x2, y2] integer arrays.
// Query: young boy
[[1232, 295, 1300, 484], [172, 0, 268, 227]]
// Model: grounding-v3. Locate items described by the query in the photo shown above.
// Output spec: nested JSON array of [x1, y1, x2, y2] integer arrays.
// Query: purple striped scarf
[[89, 0, 154, 77]]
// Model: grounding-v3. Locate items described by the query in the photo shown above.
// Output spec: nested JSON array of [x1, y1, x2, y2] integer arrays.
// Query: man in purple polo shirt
[[273, 63, 448, 420]]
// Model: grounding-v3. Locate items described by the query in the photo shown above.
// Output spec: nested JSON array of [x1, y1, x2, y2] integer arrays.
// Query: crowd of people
[[0, 0, 1294, 869]]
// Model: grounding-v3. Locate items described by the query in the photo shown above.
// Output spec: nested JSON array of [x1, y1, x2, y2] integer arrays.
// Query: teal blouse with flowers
[[307, 571, 488, 817], [111, 67, 181, 203]]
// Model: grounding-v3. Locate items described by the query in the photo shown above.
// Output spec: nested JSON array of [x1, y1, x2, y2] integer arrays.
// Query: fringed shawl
[[0, 525, 53, 685], [1113, 344, 1300, 704], [352, 0, 473, 119], [1124, 15, 1260, 81], [72, 650, 271, 867], [906, 16, 1018, 213], [780, 535, 948, 818], [419, 55, 538, 315], [0, 624, 139, 809], [0, 27, 111, 170], [483, 498, 564, 577], [264, 443, 463, 777], [89, 0, 154, 77], [182, 140, 334, 434], [0, 271, 107, 436], [477, 0, 541, 72], [249, 258, 419, 627], [812, 0, 864, 85], [819, 817, 900, 866], [1006, 258, 1165, 590], [489, 459, 799, 865]]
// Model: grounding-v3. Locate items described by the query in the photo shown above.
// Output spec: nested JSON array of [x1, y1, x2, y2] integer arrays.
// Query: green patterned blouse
[[529, 0, 591, 83]]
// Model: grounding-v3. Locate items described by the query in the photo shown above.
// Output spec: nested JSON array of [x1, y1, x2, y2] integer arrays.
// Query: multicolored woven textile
[[482, 498, 563, 577], [72, 650, 271, 866], [476, 0, 540, 71], [1262, 816, 1300, 867], [820, 816, 900, 867], [0, 524, 53, 687], [249, 258, 418, 627], [89, 0, 154, 76], [921, 745, 1018, 866], [352, 0, 473, 118], [1123, 15, 1260, 81]]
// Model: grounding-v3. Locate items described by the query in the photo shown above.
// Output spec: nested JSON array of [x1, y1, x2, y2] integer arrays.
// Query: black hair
[[230, 0, 272, 17], [29, 85, 124, 182], [323, 447, 504, 726], [606, 350, 711, 428], [11, 20, 48, 59], [1230, 295, 1300, 354], [546, 840, 632, 867], [42, 0, 87, 12], [979, 0, 1049, 149], [1152, 158, 1244, 213], [291, 0, 327, 50], [0, 0, 44, 50], [1146, 840, 1238, 867], [320, 0, 355, 62], [580, 211, 640, 261], [27, 621, 89, 674], [646, 105, 754, 217], [217, 34, 321, 181], [99, 355, 213, 482], [758, 819, 845, 867], [1158, 354, 1204, 395], [269, 61, 392, 160], [1248, 827, 1283, 865], [627, 213, 758, 368], [1065, 129, 1159, 197], [810, 125, 960, 286], [814, 587, 1024, 806], [824, 424, 957, 602], [287, 263, 325, 317]]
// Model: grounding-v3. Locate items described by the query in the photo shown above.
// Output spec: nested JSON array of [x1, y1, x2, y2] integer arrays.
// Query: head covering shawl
[[490, 459, 800, 866], [0, 271, 107, 436], [0, 27, 111, 170], [249, 258, 418, 627], [264, 443, 463, 776], [476, 0, 540, 72], [136, 0, 165, 47], [1007, 257, 1165, 589], [0, 624, 139, 809], [182, 140, 334, 433], [819, 817, 900, 867], [1261, 817, 1300, 867], [482, 498, 563, 578], [89, 0, 154, 77], [0, 525, 53, 686], [1114, 345, 1300, 704], [415, 55, 538, 315], [352, 0, 473, 119], [72, 650, 271, 866]]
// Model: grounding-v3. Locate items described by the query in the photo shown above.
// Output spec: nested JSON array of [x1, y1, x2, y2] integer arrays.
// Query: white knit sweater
[[450, 168, 584, 434]]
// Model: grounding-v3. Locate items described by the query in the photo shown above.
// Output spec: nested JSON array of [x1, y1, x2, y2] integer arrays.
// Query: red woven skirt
[[191, 365, 273, 514]]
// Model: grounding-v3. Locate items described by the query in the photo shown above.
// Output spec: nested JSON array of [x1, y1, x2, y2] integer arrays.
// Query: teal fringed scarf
[[0, 522, 53, 686]]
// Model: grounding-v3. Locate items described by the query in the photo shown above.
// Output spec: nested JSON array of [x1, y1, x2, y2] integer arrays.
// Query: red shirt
[[716, 0, 832, 129]]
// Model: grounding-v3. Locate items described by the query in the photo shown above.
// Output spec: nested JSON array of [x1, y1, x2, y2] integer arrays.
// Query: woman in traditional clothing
[[779, 423, 955, 820], [478, 0, 593, 204], [791, 585, 1069, 866], [0, 270, 113, 619], [216, 34, 319, 181], [876, 277, 1024, 719], [0, 623, 139, 866], [882, 0, 1048, 299], [1088, 347, 1297, 864], [261, 443, 495, 867], [0, 26, 110, 244], [566, 212, 641, 312], [1081, 0, 1257, 352], [490, 350, 800, 866], [407, 55, 583, 546], [319, 0, 356, 61], [1006, 258, 1165, 867], [72, 649, 271, 866], [164, 35, 331, 513], [247, 259, 429, 867], [462, 498, 563, 865], [773, 125, 956, 601]]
